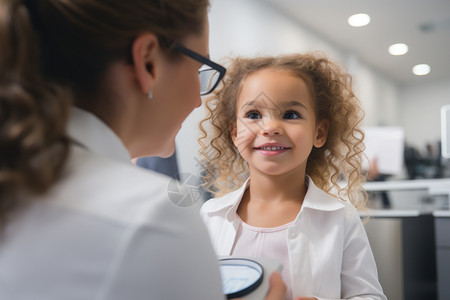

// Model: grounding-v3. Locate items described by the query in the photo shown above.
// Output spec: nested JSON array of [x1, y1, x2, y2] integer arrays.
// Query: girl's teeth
[[261, 146, 286, 151]]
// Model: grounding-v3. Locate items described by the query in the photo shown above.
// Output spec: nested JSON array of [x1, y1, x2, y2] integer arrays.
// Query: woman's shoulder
[[54, 149, 224, 300], [52, 146, 193, 226]]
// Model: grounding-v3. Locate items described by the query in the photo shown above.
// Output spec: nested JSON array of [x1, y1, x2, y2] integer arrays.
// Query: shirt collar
[[301, 177, 347, 211], [205, 176, 347, 221], [67, 107, 131, 163], [224, 178, 251, 221]]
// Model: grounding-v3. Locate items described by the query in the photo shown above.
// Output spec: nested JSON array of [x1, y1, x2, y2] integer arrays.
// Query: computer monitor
[[441, 105, 450, 158], [363, 126, 405, 175]]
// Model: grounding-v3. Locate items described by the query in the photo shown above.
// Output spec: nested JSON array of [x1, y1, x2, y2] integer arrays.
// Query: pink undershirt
[[231, 216, 295, 300]]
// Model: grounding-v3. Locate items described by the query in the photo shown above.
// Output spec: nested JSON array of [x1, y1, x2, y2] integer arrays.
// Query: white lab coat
[[201, 177, 387, 300], [0, 108, 223, 300]]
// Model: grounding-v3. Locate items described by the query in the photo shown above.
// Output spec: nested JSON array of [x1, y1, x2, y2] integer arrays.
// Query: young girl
[[199, 53, 386, 300]]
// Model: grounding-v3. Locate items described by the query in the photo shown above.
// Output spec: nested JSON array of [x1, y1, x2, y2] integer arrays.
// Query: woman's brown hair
[[0, 0, 209, 224], [199, 53, 367, 209]]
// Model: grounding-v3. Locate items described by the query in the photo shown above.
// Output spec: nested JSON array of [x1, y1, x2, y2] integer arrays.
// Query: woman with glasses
[[0, 1, 284, 299]]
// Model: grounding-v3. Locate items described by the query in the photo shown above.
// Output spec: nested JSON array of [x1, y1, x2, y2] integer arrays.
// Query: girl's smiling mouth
[[254, 143, 291, 155]]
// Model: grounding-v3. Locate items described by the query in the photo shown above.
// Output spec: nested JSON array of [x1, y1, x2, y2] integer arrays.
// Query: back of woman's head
[[0, 0, 209, 224], [24, 0, 209, 95], [199, 53, 367, 208]]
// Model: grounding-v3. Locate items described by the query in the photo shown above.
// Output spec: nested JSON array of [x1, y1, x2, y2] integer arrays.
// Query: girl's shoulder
[[201, 189, 241, 215], [304, 177, 352, 211], [201, 180, 250, 215]]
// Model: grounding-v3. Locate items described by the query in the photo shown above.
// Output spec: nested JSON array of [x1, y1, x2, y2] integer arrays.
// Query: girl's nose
[[262, 119, 282, 136]]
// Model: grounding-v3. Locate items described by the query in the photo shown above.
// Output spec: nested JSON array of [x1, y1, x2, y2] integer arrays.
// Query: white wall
[[399, 78, 450, 149], [208, 0, 341, 58], [176, 0, 400, 176], [352, 62, 400, 126]]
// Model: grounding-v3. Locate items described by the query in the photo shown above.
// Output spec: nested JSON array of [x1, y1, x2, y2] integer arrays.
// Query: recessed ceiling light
[[388, 43, 409, 56], [412, 64, 431, 76], [348, 13, 371, 27]]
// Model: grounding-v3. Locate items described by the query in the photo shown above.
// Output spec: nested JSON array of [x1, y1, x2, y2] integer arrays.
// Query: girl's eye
[[245, 111, 262, 119], [283, 111, 301, 119]]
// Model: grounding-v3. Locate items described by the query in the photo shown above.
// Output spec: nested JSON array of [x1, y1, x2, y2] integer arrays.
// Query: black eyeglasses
[[174, 43, 226, 96]]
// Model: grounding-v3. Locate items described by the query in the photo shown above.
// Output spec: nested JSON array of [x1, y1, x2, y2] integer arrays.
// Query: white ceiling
[[264, 0, 450, 86]]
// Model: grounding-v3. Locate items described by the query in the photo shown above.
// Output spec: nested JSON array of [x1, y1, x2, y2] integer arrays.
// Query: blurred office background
[[176, 0, 450, 184]]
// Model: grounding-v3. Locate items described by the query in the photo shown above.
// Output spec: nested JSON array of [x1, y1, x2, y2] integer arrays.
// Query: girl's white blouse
[[201, 177, 387, 300], [232, 216, 295, 299]]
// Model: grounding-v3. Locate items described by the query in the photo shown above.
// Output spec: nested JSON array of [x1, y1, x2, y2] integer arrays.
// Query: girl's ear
[[230, 122, 238, 147], [314, 120, 329, 148], [131, 33, 159, 95]]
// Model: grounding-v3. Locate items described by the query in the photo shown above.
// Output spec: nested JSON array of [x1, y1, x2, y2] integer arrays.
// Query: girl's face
[[232, 68, 328, 178]]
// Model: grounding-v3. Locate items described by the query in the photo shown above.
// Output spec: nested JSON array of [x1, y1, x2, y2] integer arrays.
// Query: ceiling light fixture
[[348, 13, 371, 27], [388, 43, 409, 56], [412, 64, 431, 76]]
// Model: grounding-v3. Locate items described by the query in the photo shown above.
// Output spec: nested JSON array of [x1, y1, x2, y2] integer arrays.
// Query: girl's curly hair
[[199, 53, 367, 209]]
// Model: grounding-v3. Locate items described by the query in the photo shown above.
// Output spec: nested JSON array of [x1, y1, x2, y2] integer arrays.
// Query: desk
[[433, 211, 450, 300], [363, 210, 437, 300], [364, 178, 450, 208], [362, 179, 450, 299]]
